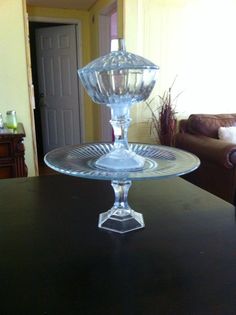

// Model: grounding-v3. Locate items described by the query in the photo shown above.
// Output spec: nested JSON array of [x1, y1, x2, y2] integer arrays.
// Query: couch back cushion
[[187, 114, 236, 138]]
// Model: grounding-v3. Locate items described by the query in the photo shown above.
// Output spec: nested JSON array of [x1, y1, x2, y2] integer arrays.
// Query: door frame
[[98, 0, 117, 142], [29, 16, 85, 149]]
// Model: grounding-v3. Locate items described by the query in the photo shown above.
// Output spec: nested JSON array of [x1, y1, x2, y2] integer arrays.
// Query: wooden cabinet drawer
[[0, 165, 14, 179], [0, 142, 11, 158]]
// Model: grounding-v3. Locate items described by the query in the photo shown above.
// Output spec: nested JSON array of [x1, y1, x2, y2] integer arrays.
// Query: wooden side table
[[0, 123, 27, 178]]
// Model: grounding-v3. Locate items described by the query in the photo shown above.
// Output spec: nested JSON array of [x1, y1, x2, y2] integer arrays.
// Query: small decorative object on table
[[0, 113, 4, 129], [45, 39, 200, 234], [6, 110, 17, 130]]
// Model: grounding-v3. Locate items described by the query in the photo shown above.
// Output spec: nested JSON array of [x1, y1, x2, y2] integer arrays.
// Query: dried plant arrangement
[[146, 78, 181, 146]]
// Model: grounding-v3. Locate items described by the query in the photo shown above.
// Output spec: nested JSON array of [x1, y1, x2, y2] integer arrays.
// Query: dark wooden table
[[0, 175, 236, 314]]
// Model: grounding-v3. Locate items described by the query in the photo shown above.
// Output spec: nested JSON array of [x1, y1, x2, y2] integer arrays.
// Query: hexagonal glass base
[[98, 180, 144, 234], [98, 208, 144, 234]]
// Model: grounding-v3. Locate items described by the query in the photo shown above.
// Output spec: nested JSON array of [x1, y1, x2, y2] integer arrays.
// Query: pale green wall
[[0, 0, 36, 176], [124, 0, 236, 144]]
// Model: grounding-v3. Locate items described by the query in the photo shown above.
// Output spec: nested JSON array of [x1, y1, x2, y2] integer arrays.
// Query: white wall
[[124, 0, 236, 143]]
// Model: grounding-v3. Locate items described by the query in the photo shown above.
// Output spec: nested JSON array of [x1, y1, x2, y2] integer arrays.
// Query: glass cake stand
[[45, 143, 200, 234]]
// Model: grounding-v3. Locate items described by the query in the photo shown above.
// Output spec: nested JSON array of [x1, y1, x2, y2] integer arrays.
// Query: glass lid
[[78, 39, 159, 105], [79, 39, 158, 72]]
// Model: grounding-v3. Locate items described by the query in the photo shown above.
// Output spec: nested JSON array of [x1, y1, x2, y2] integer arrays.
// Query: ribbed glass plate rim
[[44, 143, 200, 181]]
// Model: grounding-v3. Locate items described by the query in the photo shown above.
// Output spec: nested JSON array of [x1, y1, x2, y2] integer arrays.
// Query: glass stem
[[109, 104, 131, 150], [111, 180, 132, 216]]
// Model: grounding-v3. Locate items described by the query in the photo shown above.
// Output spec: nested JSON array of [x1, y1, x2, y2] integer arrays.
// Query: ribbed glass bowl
[[78, 47, 159, 105]]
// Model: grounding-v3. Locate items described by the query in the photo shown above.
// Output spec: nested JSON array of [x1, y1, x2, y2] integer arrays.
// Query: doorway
[[29, 21, 82, 173]]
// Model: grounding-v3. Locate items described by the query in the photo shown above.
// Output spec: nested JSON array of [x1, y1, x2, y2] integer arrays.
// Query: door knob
[[39, 93, 46, 107]]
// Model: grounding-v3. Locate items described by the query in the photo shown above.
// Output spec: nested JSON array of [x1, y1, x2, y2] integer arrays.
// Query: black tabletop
[[0, 175, 235, 315]]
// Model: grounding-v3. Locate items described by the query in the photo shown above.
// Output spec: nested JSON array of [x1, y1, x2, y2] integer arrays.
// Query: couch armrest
[[175, 133, 236, 168]]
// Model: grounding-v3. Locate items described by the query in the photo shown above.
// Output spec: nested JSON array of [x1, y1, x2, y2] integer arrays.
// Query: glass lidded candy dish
[[78, 39, 159, 171], [76, 39, 160, 233]]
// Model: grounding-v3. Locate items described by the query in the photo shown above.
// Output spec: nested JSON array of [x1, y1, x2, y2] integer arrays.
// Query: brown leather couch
[[175, 114, 236, 204]]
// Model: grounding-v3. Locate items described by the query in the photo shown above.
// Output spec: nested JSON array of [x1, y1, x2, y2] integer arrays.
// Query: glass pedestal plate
[[45, 143, 200, 234], [45, 39, 199, 233]]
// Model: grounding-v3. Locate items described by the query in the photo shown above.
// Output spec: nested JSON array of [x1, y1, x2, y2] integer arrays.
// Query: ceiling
[[26, 0, 97, 10]]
